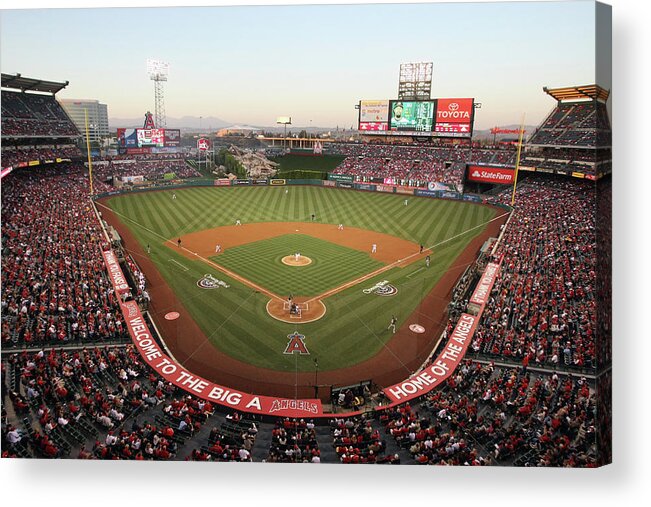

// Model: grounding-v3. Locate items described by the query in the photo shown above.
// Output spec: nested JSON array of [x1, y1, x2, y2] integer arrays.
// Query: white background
[[1, 1, 649, 505]]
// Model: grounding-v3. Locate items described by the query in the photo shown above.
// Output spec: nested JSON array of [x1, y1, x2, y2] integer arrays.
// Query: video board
[[389, 100, 436, 135], [137, 128, 165, 147], [117, 128, 180, 148], [358, 98, 474, 138]]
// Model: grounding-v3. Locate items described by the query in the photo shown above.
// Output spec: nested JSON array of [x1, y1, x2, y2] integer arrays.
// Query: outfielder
[[388, 315, 397, 334]]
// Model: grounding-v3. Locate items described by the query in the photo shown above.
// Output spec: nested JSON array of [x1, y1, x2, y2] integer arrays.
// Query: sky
[[1, 0, 606, 130]]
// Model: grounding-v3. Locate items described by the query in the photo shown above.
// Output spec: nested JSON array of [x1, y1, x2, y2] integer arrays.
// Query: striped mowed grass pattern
[[213, 234, 384, 297], [104, 186, 497, 372]]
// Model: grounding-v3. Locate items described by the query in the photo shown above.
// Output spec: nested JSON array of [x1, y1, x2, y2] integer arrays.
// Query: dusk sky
[[1, 1, 605, 129]]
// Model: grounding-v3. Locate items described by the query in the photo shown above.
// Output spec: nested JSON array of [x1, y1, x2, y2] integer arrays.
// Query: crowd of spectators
[[468, 177, 597, 371], [266, 417, 321, 463], [377, 360, 596, 466], [91, 157, 200, 184], [1, 165, 128, 349], [2, 90, 79, 137], [527, 101, 610, 149], [1, 145, 82, 169]]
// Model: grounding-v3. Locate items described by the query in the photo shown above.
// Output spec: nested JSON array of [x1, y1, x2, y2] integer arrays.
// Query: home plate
[[409, 324, 425, 333]]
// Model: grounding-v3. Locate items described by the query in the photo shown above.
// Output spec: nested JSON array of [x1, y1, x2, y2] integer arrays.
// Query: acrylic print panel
[[0, 0, 611, 475]]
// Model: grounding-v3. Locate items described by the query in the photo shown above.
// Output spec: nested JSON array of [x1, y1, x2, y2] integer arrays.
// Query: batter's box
[[283, 301, 309, 318]]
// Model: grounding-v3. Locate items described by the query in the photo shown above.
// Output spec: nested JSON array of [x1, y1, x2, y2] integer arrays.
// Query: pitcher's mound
[[282, 255, 312, 266]]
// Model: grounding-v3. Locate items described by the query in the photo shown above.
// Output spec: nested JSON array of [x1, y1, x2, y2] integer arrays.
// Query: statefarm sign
[[101, 249, 323, 416], [101, 250, 130, 295], [383, 314, 479, 404], [467, 165, 515, 185]]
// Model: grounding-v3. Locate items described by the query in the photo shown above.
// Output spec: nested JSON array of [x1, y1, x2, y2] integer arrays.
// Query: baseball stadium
[[1, 7, 612, 467]]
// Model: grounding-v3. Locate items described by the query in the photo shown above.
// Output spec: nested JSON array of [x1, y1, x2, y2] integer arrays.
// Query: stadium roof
[[543, 84, 610, 103], [1, 73, 69, 95]]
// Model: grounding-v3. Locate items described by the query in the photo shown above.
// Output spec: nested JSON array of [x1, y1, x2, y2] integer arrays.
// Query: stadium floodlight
[[398, 62, 433, 101], [147, 59, 169, 128], [276, 116, 292, 148]]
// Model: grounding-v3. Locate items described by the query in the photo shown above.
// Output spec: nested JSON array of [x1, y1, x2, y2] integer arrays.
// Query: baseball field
[[99, 185, 506, 398]]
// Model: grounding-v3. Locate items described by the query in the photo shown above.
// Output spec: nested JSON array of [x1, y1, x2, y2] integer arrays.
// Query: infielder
[[388, 315, 397, 334], [371, 244, 377, 253]]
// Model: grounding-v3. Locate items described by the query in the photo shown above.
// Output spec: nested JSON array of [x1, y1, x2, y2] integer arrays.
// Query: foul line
[[168, 258, 189, 272]]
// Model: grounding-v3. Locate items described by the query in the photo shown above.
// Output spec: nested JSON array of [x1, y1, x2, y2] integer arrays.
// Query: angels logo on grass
[[284, 332, 310, 355], [362, 280, 398, 297], [197, 274, 230, 289]]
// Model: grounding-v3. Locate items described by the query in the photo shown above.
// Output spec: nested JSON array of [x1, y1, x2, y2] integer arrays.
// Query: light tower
[[147, 59, 169, 128], [398, 62, 433, 101]]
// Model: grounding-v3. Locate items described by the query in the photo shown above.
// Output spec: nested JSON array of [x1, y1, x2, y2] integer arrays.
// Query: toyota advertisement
[[466, 165, 515, 185], [358, 100, 389, 132], [434, 98, 474, 138]]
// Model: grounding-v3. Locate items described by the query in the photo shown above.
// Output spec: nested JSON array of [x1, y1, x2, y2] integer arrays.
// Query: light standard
[[313, 358, 319, 398]]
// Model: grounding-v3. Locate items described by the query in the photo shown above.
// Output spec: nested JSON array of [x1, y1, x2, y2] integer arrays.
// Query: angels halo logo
[[197, 274, 230, 289], [376, 284, 398, 296]]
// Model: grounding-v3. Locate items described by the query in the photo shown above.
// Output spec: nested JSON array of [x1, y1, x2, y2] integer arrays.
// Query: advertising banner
[[197, 138, 210, 151], [375, 184, 395, 193], [101, 250, 131, 295], [252, 179, 269, 185], [395, 187, 414, 195], [469, 262, 500, 307], [328, 173, 354, 183], [355, 183, 376, 191], [415, 189, 441, 198], [232, 179, 251, 186], [383, 314, 478, 404], [435, 98, 474, 123], [337, 182, 354, 189], [427, 181, 457, 192], [126, 147, 152, 155], [269, 179, 286, 186], [572, 171, 586, 179], [467, 165, 515, 185], [123, 129, 138, 147], [322, 180, 336, 187], [214, 178, 231, 186], [164, 129, 181, 147], [359, 100, 389, 132]]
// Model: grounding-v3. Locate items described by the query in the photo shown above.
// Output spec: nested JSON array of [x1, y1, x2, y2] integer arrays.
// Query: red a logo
[[284, 332, 310, 355]]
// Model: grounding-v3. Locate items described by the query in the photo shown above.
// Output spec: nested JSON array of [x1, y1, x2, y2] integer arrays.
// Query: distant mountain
[[108, 115, 232, 130]]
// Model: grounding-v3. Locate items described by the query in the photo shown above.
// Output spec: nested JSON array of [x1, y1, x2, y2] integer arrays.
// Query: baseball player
[[388, 315, 397, 334], [215, 244, 222, 253], [426, 255, 431, 268], [371, 244, 377, 254], [235, 219, 242, 226], [338, 223, 344, 231]]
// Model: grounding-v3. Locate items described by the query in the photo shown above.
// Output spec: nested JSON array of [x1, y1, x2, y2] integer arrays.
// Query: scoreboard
[[358, 98, 475, 138], [117, 128, 181, 148]]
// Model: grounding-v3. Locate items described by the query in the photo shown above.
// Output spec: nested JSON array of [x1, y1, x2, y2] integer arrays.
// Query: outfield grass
[[213, 234, 384, 297], [104, 186, 497, 373]]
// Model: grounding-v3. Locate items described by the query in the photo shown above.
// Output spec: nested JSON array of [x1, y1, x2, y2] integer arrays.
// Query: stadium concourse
[[1, 75, 609, 466]]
